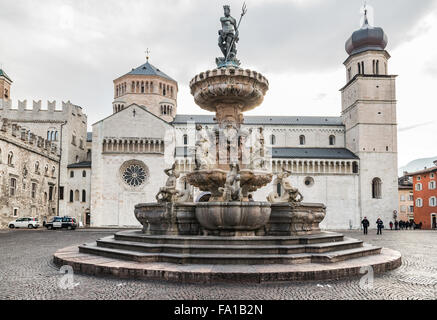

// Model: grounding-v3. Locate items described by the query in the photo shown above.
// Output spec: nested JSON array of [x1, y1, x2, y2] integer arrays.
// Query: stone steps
[[95, 236, 364, 255], [78, 241, 381, 265], [114, 230, 345, 246]]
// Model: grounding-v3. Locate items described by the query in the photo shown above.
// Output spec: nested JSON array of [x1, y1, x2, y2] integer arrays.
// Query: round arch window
[[304, 177, 315, 187], [120, 160, 149, 188]]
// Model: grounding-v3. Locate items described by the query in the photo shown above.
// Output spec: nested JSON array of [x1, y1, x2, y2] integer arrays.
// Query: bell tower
[[0, 68, 12, 101], [112, 56, 178, 122], [341, 5, 398, 227]]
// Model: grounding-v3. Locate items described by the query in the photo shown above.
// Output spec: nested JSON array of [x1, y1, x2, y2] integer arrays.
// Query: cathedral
[[0, 10, 398, 230]]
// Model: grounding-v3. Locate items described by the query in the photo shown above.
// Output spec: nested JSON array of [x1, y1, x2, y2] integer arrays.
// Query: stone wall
[[0, 118, 60, 228]]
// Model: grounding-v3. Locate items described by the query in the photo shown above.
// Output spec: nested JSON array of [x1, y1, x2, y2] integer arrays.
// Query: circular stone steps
[[53, 230, 401, 282]]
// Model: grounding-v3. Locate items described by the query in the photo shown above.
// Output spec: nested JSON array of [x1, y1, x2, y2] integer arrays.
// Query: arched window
[[52, 166, 56, 176], [416, 198, 423, 208], [376, 60, 379, 75], [183, 134, 188, 145], [329, 135, 336, 146], [7, 152, 13, 166], [74, 190, 80, 201], [299, 135, 306, 146], [361, 61, 365, 74], [82, 170, 86, 178], [44, 165, 49, 175], [429, 197, 436, 207], [358, 63, 361, 74], [69, 190, 74, 202], [82, 190, 86, 202], [76, 155, 79, 163], [270, 135, 276, 146], [429, 181, 436, 190], [416, 183, 423, 191], [352, 162, 359, 174], [372, 178, 382, 199], [35, 161, 40, 173], [70, 171, 74, 178]]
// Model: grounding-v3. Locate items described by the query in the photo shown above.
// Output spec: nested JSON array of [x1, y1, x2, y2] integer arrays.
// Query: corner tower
[[112, 58, 178, 122], [0, 68, 12, 101], [341, 6, 398, 226]]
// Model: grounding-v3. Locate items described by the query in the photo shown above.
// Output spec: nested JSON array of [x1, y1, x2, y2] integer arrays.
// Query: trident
[[225, 2, 248, 62]]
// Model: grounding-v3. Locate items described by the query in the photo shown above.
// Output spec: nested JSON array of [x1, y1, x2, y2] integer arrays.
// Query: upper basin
[[190, 67, 269, 113]]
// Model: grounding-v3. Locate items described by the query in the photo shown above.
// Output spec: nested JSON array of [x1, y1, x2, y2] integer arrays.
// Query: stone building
[[398, 174, 414, 221], [0, 118, 59, 228], [406, 161, 437, 230], [0, 70, 89, 226]]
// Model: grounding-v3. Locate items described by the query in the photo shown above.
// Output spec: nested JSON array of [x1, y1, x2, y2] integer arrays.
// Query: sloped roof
[[272, 148, 359, 160], [124, 61, 176, 82], [67, 161, 91, 169], [175, 147, 358, 160], [0, 69, 12, 82], [173, 115, 344, 126]]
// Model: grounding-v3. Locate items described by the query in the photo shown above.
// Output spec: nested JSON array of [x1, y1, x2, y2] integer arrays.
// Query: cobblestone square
[[0, 228, 436, 300]]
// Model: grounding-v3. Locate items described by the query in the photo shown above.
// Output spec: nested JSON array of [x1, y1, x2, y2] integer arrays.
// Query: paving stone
[[0, 228, 436, 300]]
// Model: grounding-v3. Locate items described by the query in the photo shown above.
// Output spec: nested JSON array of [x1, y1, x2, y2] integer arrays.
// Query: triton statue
[[216, 3, 247, 68]]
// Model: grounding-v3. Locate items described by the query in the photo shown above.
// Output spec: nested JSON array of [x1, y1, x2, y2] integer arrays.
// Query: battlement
[[0, 117, 60, 160], [0, 99, 87, 119]]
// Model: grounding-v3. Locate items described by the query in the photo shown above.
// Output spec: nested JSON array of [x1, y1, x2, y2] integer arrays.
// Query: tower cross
[[145, 48, 151, 62]]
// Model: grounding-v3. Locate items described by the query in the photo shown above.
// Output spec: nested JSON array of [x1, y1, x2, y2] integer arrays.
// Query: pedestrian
[[361, 217, 370, 235], [376, 218, 384, 235], [394, 220, 399, 230], [248, 194, 255, 202], [389, 221, 393, 230]]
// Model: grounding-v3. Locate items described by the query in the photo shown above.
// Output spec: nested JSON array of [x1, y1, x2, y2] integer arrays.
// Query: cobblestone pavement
[[0, 228, 436, 300]]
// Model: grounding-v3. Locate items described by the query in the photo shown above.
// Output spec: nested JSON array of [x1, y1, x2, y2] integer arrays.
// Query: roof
[[123, 61, 176, 82], [87, 132, 92, 142], [405, 166, 437, 177], [67, 161, 91, 169], [0, 69, 12, 82], [345, 12, 388, 56], [172, 115, 344, 126], [175, 147, 358, 160], [272, 148, 359, 160]]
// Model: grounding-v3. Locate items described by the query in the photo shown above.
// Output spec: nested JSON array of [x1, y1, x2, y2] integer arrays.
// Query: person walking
[[389, 221, 393, 230], [361, 217, 370, 235], [376, 218, 384, 235], [394, 220, 399, 230]]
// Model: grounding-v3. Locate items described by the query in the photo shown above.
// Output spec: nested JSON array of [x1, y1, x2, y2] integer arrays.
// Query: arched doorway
[[85, 211, 91, 227]]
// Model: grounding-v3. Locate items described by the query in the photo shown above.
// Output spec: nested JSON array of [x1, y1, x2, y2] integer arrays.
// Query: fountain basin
[[190, 67, 269, 123], [186, 169, 272, 200], [196, 202, 271, 236]]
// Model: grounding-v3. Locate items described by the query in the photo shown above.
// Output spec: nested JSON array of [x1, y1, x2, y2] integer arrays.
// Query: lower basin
[[196, 201, 271, 236]]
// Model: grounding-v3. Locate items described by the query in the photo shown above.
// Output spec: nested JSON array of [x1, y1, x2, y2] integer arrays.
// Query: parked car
[[46, 216, 78, 230], [8, 217, 40, 229]]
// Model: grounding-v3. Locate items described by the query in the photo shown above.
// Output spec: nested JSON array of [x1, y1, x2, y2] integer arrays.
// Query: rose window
[[122, 164, 147, 187]]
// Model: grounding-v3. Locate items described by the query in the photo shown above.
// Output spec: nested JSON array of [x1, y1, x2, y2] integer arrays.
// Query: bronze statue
[[216, 3, 247, 68]]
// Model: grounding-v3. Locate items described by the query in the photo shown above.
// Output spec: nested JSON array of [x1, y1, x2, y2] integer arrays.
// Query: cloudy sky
[[0, 0, 436, 167]]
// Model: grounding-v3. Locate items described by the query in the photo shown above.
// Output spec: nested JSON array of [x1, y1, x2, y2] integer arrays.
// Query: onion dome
[[345, 9, 388, 56]]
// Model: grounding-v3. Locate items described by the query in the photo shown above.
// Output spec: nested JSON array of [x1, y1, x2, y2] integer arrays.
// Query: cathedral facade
[[0, 12, 398, 230]]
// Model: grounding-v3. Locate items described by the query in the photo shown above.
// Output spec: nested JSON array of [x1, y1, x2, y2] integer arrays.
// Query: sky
[[0, 0, 436, 168]]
